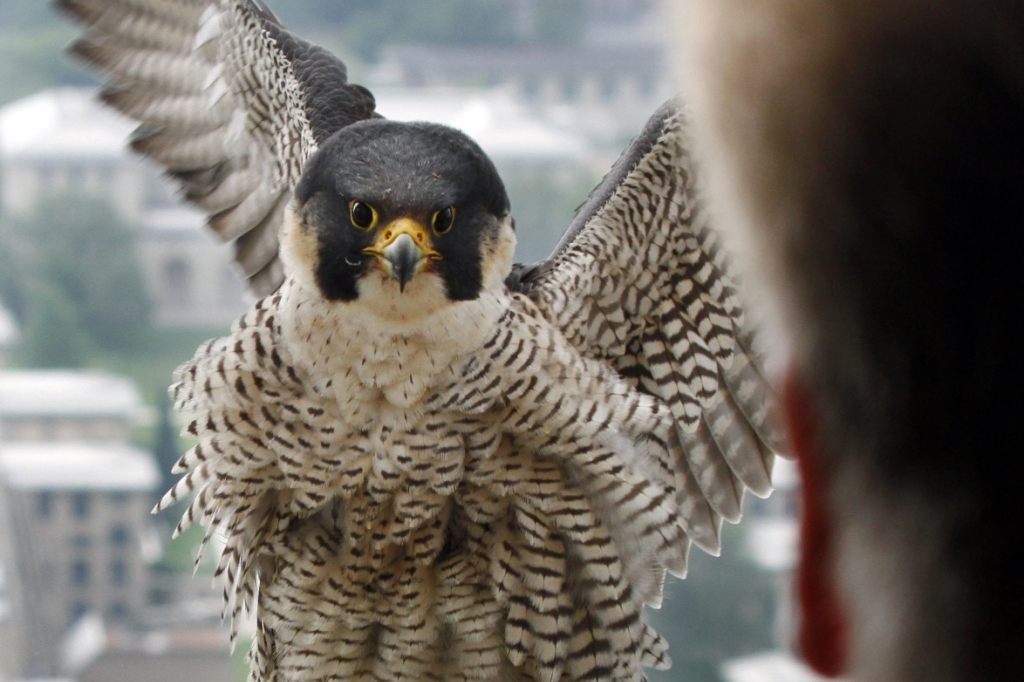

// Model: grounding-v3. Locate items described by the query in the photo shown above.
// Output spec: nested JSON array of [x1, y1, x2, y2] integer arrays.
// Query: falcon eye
[[348, 200, 377, 231], [431, 206, 457, 235]]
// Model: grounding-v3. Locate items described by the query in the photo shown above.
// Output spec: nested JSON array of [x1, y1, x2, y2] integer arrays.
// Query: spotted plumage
[[64, 1, 789, 680]]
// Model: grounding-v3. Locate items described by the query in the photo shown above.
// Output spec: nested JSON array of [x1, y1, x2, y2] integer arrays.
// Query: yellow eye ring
[[348, 200, 378, 231], [431, 206, 457, 235]]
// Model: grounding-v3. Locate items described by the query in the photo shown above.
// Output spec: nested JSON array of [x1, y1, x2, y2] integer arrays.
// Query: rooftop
[[0, 85, 591, 169], [0, 441, 159, 491], [375, 44, 665, 81], [0, 87, 135, 162], [375, 86, 590, 162], [0, 370, 141, 420]]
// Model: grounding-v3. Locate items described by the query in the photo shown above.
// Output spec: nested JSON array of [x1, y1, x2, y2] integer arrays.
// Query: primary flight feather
[[62, 1, 788, 679]]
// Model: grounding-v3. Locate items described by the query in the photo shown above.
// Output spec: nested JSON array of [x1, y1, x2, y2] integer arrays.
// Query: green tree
[[6, 194, 153, 362], [0, 9, 88, 107], [14, 280, 89, 367], [0, 219, 29, 321]]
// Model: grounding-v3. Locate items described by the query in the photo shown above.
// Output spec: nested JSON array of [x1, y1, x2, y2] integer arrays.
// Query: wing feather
[[60, 0, 379, 296], [511, 100, 789, 554]]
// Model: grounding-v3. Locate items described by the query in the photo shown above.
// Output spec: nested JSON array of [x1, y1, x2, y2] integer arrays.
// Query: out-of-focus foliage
[[14, 279, 90, 368], [0, 1, 85, 106], [4, 194, 152, 361]]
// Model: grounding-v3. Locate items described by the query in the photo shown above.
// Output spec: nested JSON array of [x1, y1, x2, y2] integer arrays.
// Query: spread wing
[[510, 101, 789, 553], [59, 0, 378, 295]]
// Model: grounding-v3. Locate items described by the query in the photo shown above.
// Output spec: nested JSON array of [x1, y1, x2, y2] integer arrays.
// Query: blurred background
[[0, 2, 813, 681]]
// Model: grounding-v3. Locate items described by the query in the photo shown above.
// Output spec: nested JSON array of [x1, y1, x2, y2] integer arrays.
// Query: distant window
[[110, 525, 131, 546], [70, 602, 90, 624], [110, 559, 128, 587], [109, 492, 129, 506], [36, 492, 53, 519], [71, 493, 90, 519], [163, 257, 193, 308], [109, 601, 129, 620], [71, 560, 90, 587]]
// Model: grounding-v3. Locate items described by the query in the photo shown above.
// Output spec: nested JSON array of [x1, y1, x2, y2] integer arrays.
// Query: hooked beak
[[362, 217, 441, 292]]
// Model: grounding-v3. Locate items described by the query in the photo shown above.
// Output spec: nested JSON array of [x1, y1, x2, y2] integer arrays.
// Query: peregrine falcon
[[64, 1, 788, 680]]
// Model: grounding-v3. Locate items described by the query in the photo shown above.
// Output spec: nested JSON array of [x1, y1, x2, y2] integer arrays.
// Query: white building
[[0, 370, 160, 678], [0, 370, 142, 442]]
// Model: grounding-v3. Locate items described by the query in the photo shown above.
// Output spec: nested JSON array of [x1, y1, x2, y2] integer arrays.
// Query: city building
[[371, 44, 668, 144], [0, 483, 23, 681], [0, 370, 142, 443], [0, 370, 160, 678]]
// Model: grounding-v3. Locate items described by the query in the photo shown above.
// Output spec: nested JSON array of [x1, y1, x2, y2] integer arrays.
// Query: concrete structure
[[0, 370, 142, 443], [0, 370, 160, 678], [372, 45, 669, 147], [0, 483, 24, 681], [0, 443, 159, 668], [370, 0, 670, 148]]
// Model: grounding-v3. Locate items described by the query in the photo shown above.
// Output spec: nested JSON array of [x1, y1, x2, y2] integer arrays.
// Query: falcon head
[[281, 120, 514, 319]]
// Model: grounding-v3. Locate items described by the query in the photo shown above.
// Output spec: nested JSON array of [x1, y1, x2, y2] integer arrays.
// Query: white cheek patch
[[481, 216, 517, 291], [279, 199, 320, 293]]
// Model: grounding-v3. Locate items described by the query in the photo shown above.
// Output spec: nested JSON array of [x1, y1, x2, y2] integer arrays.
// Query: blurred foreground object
[[681, 1, 1024, 680]]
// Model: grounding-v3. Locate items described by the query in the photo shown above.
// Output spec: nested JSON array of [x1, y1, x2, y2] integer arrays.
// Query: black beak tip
[[388, 238, 420, 293]]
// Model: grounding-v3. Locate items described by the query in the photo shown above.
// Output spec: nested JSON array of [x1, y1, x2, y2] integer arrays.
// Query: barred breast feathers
[[163, 267, 688, 679]]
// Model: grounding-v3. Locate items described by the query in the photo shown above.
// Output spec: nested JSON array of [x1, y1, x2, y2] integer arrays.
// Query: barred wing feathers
[[511, 101, 790, 555], [59, 0, 377, 295]]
